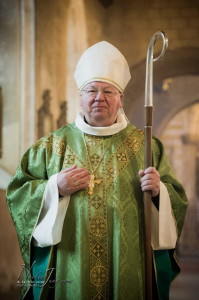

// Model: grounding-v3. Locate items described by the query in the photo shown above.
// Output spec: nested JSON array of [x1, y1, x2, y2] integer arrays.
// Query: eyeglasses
[[81, 88, 121, 99]]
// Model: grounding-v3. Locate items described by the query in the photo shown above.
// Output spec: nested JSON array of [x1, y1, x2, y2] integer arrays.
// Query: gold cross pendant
[[88, 174, 101, 195]]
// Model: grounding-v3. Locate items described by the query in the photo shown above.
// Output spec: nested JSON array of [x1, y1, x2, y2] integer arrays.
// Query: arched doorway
[[160, 101, 199, 257]]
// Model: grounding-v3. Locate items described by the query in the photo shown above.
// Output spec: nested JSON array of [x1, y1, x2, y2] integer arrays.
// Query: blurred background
[[0, 0, 198, 299]]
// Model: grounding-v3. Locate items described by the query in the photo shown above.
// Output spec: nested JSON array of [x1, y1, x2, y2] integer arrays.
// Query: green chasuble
[[6, 123, 188, 300]]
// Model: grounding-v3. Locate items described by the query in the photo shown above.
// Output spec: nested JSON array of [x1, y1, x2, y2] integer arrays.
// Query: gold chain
[[83, 134, 112, 195]]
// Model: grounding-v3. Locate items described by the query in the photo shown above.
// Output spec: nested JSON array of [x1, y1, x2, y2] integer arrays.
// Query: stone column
[[19, 0, 36, 155], [66, 0, 88, 123]]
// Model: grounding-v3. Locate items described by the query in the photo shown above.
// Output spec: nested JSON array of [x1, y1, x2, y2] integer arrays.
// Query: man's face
[[80, 81, 123, 127]]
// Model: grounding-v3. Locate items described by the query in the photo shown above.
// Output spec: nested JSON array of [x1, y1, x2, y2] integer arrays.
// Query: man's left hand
[[139, 167, 160, 197]]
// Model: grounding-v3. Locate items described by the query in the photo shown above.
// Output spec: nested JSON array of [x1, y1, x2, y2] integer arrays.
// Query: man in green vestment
[[7, 41, 187, 300]]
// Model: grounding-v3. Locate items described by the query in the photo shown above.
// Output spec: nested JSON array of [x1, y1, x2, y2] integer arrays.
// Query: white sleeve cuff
[[151, 181, 178, 250], [33, 173, 70, 247]]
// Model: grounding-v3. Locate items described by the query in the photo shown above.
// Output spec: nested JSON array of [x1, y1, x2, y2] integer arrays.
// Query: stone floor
[[170, 257, 199, 300]]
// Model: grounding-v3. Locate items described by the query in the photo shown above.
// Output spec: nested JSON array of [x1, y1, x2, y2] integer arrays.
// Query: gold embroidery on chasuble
[[105, 132, 144, 194], [62, 145, 87, 169], [34, 135, 66, 156], [34, 134, 89, 174], [84, 130, 144, 300], [84, 134, 110, 300]]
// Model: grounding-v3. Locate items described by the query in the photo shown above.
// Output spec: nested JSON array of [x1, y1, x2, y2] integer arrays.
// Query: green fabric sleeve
[[6, 142, 49, 272], [6, 132, 66, 299], [152, 137, 188, 238]]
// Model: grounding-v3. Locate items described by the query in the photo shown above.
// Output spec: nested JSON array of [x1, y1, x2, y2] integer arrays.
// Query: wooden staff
[[144, 31, 168, 300]]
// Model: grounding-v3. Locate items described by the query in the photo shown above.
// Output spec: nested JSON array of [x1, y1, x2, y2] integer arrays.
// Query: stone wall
[[86, 0, 199, 67]]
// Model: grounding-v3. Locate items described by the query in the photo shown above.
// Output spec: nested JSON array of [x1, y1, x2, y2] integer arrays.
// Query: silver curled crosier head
[[150, 31, 168, 62], [145, 31, 168, 107]]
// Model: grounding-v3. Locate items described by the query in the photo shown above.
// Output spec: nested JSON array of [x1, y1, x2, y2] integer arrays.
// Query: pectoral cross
[[88, 174, 101, 195]]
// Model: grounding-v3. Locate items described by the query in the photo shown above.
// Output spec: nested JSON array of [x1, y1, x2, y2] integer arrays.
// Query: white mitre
[[74, 41, 131, 92]]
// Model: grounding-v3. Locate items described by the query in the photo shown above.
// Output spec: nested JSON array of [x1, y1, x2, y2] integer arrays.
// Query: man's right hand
[[57, 165, 90, 196]]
